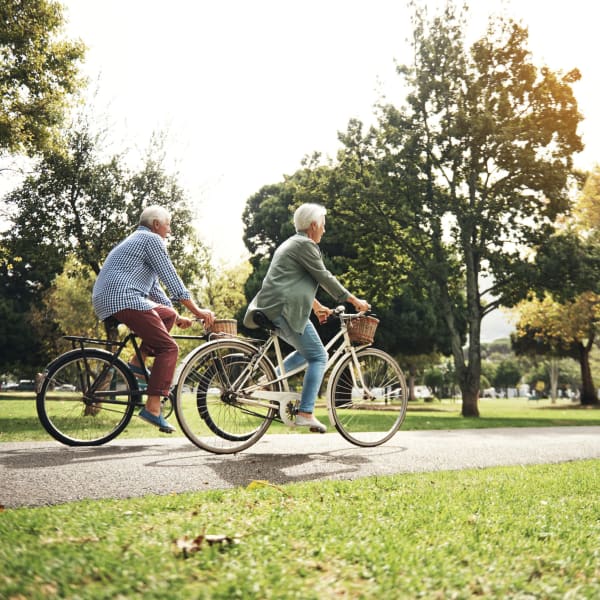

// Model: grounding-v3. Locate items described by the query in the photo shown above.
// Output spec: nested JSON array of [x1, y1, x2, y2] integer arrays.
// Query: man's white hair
[[139, 205, 171, 227], [293, 203, 326, 232]]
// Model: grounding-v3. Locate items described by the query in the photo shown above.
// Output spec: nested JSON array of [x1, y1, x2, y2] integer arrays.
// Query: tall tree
[[241, 166, 455, 364], [1, 120, 207, 368], [328, 2, 582, 416], [0, 0, 85, 158]]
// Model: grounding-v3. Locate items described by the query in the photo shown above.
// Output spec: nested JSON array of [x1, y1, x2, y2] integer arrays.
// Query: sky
[[56, 0, 600, 339]]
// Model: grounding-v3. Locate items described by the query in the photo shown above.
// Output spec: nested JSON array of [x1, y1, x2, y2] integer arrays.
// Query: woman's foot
[[295, 413, 326, 433]]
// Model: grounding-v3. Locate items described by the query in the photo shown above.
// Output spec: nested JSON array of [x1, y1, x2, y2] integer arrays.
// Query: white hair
[[293, 203, 326, 232], [139, 205, 171, 227]]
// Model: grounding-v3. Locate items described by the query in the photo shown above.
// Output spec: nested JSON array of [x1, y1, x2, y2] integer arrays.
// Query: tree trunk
[[548, 357, 559, 404], [440, 286, 481, 417], [408, 369, 417, 401], [578, 342, 598, 405]]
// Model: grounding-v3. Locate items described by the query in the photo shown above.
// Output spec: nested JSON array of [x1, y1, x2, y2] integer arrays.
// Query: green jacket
[[244, 232, 350, 333]]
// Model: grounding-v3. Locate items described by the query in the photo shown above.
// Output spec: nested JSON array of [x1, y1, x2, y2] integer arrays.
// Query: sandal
[[128, 363, 150, 378], [138, 408, 176, 433]]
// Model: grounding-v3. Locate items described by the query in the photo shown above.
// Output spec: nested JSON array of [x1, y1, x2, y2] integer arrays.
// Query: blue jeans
[[272, 316, 327, 413]]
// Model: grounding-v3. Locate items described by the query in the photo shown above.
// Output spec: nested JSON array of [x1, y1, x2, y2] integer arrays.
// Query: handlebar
[[330, 306, 374, 321]]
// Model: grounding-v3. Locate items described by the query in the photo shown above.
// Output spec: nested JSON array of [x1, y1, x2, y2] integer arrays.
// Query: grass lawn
[[1, 392, 599, 443], [2, 393, 599, 597], [1, 460, 598, 598]]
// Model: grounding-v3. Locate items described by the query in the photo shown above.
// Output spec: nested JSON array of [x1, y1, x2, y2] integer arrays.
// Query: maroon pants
[[114, 306, 178, 396]]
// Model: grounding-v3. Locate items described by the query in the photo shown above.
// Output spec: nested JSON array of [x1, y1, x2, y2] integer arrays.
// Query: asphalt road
[[1, 426, 599, 509]]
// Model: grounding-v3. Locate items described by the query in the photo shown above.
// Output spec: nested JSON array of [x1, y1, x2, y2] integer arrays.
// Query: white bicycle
[[174, 307, 408, 454]]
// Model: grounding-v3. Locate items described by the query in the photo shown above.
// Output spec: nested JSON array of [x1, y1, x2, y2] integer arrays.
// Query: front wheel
[[36, 349, 138, 446], [326, 348, 407, 447]]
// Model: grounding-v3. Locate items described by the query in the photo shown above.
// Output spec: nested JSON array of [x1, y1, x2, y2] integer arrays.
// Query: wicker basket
[[207, 319, 238, 337], [347, 315, 379, 345]]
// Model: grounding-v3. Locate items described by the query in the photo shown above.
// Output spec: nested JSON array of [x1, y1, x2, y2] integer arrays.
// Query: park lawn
[[1, 459, 599, 598], [1, 394, 600, 443]]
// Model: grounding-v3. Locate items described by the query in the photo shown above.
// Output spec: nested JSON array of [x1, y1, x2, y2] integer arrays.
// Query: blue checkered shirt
[[92, 226, 191, 321]]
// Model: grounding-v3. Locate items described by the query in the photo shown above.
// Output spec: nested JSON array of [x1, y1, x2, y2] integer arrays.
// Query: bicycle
[[173, 307, 408, 454], [35, 319, 209, 446]]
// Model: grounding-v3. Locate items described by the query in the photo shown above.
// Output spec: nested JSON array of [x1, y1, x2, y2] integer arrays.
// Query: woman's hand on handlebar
[[348, 294, 370, 313], [312, 299, 333, 324]]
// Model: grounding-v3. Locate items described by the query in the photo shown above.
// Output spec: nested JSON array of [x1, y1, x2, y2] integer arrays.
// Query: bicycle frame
[[59, 333, 147, 403], [230, 314, 370, 405]]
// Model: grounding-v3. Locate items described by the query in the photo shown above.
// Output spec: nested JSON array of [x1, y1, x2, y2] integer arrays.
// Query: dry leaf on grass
[[247, 479, 290, 495], [173, 532, 241, 557]]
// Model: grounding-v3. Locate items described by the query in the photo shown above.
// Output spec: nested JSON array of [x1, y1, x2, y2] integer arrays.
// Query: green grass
[[1, 460, 599, 598], [2, 393, 599, 444], [2, 394, 599, 597]]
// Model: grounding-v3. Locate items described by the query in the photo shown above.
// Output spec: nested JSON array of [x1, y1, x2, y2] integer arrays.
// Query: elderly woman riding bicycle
[[244, 202, 370, 433]]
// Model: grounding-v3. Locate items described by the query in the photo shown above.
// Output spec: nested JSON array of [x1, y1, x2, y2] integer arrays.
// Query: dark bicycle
[[35, 319, 224, 446]]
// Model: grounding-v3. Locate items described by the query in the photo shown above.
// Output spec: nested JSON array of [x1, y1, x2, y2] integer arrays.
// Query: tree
[[241, 166, 457, 365], [327, 2, 582, 416], [1, 0, 85, 158], [574, 164, 600, 230], [1, 120, 207, 370], [205, 260, 252, 319], [513, 293, 599, 405], [492, 359, 522, 396]]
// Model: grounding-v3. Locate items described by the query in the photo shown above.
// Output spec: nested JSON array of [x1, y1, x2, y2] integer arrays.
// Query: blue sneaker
[[138, 408, 176, 433]]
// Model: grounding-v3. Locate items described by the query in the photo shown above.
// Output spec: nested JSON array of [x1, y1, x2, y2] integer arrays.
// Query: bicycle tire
[[326, 347, 407, 446], [174, 339, 279, 454], [36, 348, 138, 446]]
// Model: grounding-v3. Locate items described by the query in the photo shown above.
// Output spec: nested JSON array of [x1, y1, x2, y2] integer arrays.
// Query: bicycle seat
[[253, 311, 277, 331]]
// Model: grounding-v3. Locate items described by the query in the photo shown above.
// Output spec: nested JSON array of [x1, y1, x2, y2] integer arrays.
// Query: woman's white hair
[[293, 203, 326, 232], [139, 205, 171, 227]]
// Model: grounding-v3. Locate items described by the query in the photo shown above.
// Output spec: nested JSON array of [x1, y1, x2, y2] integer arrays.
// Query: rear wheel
[[175, 340, 278, 454], [327, 348, 407, 446], [36, 349, 137, 446]]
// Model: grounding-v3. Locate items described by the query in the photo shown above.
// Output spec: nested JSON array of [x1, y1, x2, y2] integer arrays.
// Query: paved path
[[1, 426, 599, 508]]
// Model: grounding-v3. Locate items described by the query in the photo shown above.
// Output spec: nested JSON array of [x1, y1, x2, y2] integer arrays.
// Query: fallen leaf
[[173, 532, 241, 557], [247, 479, 289, 495]]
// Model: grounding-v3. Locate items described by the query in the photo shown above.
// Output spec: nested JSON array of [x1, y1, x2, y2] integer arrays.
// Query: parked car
[[17, 380, 36, 391], [413, 385, 434, 401], [54, 383, 77, 392]]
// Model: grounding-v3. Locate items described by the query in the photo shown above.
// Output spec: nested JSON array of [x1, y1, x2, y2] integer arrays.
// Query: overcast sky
[[55, 1, 600, 339]]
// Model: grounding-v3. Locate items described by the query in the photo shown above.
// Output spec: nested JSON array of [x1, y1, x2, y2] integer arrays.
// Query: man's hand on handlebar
[[196, 309, 216, 329], [175, 316, 194, 329]]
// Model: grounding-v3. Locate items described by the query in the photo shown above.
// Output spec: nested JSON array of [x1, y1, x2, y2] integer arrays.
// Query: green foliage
[[493, 358, 522, 390], [534, 229, 600, 303], [0, 118, 206, 372], [205, 260, 252, 319], [0, 0, 85, 156], [39, 256, 100, 337]]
